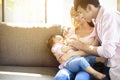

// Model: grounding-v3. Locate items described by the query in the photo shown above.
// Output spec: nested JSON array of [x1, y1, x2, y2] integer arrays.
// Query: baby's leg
[[65, 56, 90, 72], [65, 56, 105, 80], [86, 66, 106, 80], [85, 56, 106, 79]]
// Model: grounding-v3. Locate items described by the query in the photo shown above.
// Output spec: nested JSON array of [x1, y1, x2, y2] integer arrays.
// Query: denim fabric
[[54, 68, 91, 80], [65, 56, 96, 72], [54, 66, 110, 80], [75, 71, 91, 80], [54, 68, 74, 80], [54, 56, 96, 80]]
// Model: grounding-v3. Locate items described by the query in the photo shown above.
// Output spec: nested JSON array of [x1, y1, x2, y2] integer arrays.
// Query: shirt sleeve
[[97, 12, 119, 58]]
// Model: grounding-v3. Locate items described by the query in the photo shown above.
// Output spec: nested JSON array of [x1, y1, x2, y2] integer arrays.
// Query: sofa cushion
[[0, 66, 58, 80], [0, 23, 62, 67]]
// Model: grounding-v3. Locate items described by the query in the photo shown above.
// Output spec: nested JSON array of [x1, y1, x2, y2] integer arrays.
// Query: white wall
[[99, 0, 117, 10], [62, 0, 73, 27], [47, 0, 73, 27]]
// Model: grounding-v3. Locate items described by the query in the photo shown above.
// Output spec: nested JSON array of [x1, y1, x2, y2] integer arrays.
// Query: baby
[[48, 34, 106, 80]]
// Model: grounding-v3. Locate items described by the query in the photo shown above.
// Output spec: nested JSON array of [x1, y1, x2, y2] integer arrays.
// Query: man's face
[[77, 5, 93, 22]]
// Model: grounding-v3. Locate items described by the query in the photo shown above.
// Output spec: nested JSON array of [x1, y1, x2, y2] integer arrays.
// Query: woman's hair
[[74, 0, 100, 11], [70, 6, 94, 27], [70, 7, 77, 18]]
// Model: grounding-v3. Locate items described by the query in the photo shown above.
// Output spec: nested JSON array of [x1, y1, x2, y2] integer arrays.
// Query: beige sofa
[[0, 23, 62, 80]]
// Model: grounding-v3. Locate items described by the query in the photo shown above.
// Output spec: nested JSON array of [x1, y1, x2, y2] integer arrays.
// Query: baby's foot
[[93, 72, 106, 80]]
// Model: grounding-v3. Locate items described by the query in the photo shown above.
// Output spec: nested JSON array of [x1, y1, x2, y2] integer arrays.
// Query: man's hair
[[74, 0, 100, 11]]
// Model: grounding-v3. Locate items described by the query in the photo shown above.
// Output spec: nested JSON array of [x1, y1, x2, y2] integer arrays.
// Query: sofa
[[0, 22, 62, 80]]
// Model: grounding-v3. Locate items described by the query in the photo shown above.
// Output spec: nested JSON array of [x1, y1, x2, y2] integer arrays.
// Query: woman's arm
[[58, 50, 89, 63], [61, 46, 73, 53]]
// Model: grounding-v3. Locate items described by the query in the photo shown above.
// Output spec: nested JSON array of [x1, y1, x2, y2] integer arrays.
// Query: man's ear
[[86, 4, 93, 12]]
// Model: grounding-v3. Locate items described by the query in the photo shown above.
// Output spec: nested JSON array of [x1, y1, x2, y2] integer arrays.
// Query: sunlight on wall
[[100, 0, 117, 10], [3, 0, 117, 28], [62, 0, 73, 27], [47, 0, 74, 27], [0, 0, 2, 5], [47, 0, 63, 25], [4, 0, 45, 24]]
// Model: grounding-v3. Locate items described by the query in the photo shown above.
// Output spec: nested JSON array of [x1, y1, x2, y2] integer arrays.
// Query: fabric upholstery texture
[[0, 23, 61, 80]]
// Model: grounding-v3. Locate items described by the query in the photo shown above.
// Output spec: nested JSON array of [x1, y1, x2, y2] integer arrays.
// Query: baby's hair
[[47, 34, 63, 49]]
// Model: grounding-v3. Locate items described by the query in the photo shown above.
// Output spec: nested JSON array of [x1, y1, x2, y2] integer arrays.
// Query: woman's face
[[71, 8, 86, 28], [74, 13, 86, 25], [77, 6, 93, 23]]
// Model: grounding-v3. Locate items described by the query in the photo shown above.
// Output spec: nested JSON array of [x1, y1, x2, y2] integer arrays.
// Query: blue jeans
[[54, 56, 110, 80], [54, 68, 90, 80], [54, 67, 110, 80], [91, 62, 110, 80], [65, 56, 96, 72], [54, 56, 96, 80]]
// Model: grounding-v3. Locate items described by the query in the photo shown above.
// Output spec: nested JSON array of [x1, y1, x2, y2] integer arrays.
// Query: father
[[69, 0, 120, 80]]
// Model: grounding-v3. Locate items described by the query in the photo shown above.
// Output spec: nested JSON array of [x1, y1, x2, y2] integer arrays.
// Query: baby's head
[[53, 35, 64, 43], [47, 35, 63, 49]]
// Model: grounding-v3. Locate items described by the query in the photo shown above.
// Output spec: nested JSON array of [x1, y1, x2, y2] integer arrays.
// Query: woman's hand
[[70, 40, 86, 50], [70, 40, 98, 56]]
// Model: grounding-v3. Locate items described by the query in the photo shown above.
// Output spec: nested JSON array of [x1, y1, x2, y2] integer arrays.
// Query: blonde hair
[[70, 6, 79, 27], [70, 7, 79, 18]]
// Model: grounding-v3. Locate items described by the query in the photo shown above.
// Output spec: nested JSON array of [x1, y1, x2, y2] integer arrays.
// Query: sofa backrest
[[0, 23, 62, 67]]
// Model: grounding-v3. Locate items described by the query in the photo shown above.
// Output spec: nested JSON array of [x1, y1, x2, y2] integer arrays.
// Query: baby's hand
[[65, 38, 78, 44], [63, 27, 71, 37], [61, 46, 71, 53]]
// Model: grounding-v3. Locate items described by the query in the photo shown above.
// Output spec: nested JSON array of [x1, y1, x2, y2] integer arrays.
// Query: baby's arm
[[59, 50, 89, 63], [61, 45, 73, 53]]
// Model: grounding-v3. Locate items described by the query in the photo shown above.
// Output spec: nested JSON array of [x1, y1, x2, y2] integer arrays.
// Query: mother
[[54, 7, 97, 80]]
